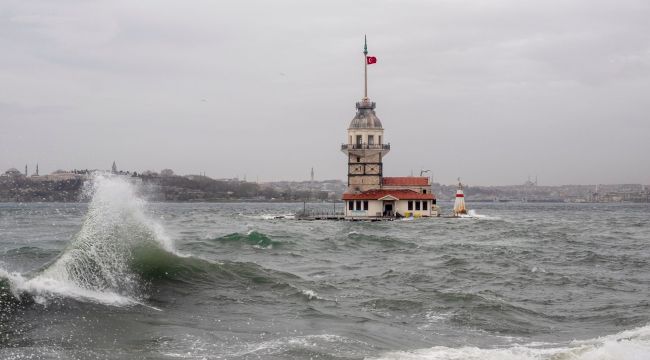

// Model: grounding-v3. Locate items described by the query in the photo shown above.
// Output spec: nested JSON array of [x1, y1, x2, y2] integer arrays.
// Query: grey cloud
[[0, 0, 648, 185]]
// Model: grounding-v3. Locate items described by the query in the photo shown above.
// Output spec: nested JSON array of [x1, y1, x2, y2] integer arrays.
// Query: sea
[[1, 175, 649, 359]]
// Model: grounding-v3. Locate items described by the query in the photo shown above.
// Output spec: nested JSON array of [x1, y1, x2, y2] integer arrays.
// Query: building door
[[383, 202, 394, 217]]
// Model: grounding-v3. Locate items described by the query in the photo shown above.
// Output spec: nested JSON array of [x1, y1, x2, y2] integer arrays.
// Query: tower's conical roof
[[349, 99, 383, 129]]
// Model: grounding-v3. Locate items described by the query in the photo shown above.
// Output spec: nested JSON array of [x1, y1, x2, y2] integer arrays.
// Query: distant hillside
[[0, 172, 345, 202], [1, 169, 646, 203]]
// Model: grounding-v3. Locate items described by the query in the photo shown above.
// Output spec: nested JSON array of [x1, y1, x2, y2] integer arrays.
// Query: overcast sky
[[1, 0, 649, 185]]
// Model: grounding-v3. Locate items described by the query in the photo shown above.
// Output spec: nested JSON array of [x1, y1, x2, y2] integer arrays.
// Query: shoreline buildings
[[341, 38, 437, 219]]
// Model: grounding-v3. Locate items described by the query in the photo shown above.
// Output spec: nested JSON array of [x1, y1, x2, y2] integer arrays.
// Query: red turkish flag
[[366, 56, 377, 65]]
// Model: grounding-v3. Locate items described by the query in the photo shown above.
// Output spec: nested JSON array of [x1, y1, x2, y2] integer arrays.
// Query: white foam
[[531, 266, 547, 273], [1, 268, 136, 306], [456, 209, 500, 220], [258, 214, 295, 220], [372, 324, 650, 360], [424, 311, 451, 322], [301, 289, 320, 300], [86, 174, 175, 253]]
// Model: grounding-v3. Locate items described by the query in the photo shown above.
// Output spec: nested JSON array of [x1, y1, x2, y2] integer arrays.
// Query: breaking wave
[[0, 176, 308, 310], [0, 174, 176, 306], [373, 323, 650, 359]]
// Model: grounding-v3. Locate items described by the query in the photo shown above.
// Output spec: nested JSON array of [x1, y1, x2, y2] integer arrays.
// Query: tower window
[[415, 201, 421, 211], [368, 135, 374, 145], [356, 135, 362, 145], [379, 135, 382, 144], [423, 189, 427, 194], [357, 156, 361, 163], [355, 201, 362, 210], [407, 201, 413, 210], [423, 201, 428, 210]]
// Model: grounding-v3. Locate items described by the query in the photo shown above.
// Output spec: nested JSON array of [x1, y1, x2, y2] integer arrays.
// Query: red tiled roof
[[342, 189, 435, 200], [382, 177, 429, 186]]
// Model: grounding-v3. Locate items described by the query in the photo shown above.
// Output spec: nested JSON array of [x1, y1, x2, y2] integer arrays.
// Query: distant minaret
[[111, 161, 117, 174], [25, 164, 28, 176], [311, 167, 314, 182], [36, 163, 39, 176]]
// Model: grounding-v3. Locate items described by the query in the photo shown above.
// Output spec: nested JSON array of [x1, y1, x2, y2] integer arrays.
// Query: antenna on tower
[[363, 35, 368, 99], [361, 35, 377, 100]]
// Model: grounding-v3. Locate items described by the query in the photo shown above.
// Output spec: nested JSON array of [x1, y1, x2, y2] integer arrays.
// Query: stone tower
[[341, 100, 390, 192], [340, 37, 390, 192]]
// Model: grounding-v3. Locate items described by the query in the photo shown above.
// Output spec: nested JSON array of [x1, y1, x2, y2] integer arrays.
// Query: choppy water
[[1, 176, 649, 359]]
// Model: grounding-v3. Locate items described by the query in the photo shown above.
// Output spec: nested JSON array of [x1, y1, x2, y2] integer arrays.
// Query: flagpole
[[363, 35, 368, 99]]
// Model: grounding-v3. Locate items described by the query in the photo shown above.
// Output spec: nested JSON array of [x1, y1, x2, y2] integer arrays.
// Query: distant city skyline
[[4, 162, 649, 188], [1, 1, 649, 186]]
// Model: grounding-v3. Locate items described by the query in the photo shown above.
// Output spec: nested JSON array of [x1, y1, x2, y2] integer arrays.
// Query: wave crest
[[1, 175, 175, 306], [373, 323, 650, 359], [211, 231, 285, 248]]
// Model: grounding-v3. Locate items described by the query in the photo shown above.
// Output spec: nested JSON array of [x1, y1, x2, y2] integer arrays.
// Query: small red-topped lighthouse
[[453, 178, 468, 216]]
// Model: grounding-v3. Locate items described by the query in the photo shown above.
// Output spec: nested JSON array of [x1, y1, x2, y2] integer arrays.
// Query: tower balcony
[[356, 101, 376, 110], [341, 143, 390, 151], [341, 143, 390, 156]]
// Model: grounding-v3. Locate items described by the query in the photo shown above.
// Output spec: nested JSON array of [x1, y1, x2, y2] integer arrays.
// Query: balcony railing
[[341, 143, 390, 151]]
